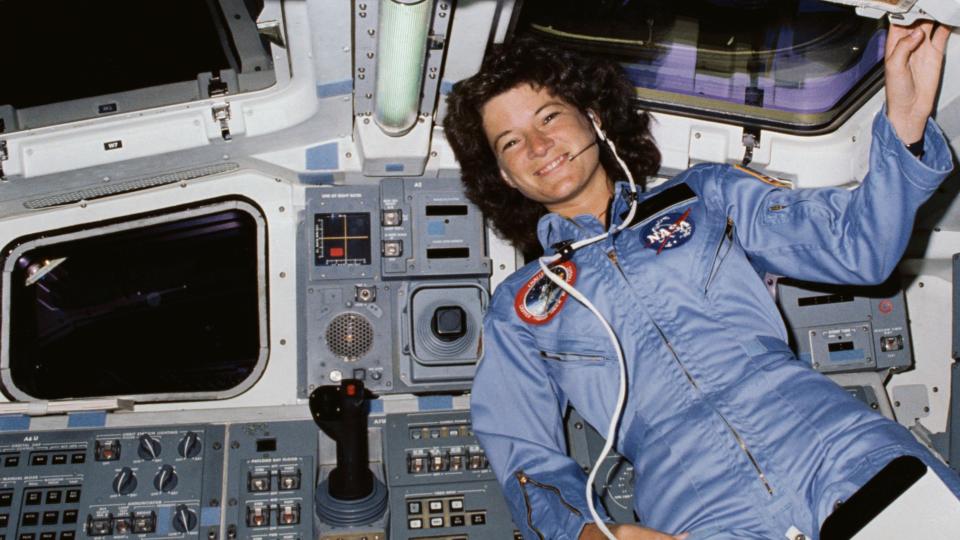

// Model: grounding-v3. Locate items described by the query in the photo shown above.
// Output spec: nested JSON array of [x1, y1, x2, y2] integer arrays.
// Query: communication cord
[[537, 118, 639, 540]]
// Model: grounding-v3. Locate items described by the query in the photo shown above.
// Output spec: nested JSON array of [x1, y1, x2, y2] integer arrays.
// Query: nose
[[526, 129, 553, 157]]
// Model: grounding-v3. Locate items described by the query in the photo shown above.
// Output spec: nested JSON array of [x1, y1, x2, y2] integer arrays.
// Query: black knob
[[154, 464, 178, 492], [432, 306, 467, 342], [172, 504, 197, 533], [178, 432, 202, 458], [112, 467, 137, 495], [138, 434, 161, 460]]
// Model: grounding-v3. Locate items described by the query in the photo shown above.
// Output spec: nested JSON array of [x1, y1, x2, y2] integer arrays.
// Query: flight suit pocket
[[536, 335, 613, 366], [536, 334, 618, 419], [703, 217, 735, 295]]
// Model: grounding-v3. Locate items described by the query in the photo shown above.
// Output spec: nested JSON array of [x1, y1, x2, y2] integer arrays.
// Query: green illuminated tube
[[374, 0, 431, 135]]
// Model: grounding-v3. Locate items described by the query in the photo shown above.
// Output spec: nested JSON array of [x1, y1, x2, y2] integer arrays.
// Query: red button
[[345, 383, 357, 396], [330, 246, 344, 257]]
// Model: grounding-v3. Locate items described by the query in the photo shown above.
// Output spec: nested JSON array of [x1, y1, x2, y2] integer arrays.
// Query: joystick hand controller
[[309, 379, 375, 501]]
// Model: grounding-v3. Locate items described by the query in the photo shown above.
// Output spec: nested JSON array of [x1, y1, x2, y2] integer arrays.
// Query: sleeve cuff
[[874, 109, 954, 190]]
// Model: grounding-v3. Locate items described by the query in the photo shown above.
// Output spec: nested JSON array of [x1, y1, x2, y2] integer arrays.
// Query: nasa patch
[[514, 261, 577, 325], [643, 209, 695, 254]]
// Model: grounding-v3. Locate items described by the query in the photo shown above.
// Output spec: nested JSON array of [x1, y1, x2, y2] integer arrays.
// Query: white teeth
[[535, 154, 567, 176]]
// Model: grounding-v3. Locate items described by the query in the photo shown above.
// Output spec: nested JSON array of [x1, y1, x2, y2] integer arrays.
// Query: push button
[[408, 518, 423, 529], [429, 517, 444, 528], [65, 489, 81, 504], [407, 501, 421, 515]]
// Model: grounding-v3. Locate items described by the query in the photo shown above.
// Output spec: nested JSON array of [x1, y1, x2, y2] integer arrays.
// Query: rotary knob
[[154, 464, 178, 492], [137, 434, 162, 460], [172, 504, 197, 533], [112, 467, 138, 495], [177, 431, 202, 458]]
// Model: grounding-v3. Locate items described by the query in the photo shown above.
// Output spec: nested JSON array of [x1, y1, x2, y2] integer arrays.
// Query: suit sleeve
[[705, 110, 953, 284], [471, 306, 608, 540]]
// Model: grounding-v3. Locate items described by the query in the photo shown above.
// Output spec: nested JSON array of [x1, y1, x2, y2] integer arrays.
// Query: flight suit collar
[[536, 182, 634, 251]]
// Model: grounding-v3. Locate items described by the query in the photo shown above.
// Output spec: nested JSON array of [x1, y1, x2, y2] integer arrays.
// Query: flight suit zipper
[[704, 217, 735, 294], [652, 323, 774, 495], [606, 249, 774, 496], [516, 470, 582, 540]]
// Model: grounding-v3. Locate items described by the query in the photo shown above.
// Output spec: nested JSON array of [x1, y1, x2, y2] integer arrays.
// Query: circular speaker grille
[[325, 313, 374, 361]]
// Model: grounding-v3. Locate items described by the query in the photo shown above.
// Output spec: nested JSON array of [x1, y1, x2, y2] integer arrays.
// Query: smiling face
[[480, 84, 612, 219]]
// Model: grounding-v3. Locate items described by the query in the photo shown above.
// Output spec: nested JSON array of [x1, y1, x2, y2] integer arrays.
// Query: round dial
[[154, 464, 179, 492], [112, 467, 137, 495], [178, 431, 202, 458], [172, 504, 197, 533], [138, 434, 162, 460]]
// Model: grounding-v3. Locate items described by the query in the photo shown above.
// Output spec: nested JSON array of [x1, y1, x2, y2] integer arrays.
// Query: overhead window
[[0, 0, 276, 132], [511, 0, 885, 133]]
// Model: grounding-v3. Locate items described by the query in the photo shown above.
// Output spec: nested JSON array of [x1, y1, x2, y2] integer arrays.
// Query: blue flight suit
[[471, 111, 960, 540]]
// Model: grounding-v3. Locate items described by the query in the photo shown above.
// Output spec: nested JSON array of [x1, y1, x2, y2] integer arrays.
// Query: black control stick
[[309, 379, 388, 526], [309, 379, 374, 500]]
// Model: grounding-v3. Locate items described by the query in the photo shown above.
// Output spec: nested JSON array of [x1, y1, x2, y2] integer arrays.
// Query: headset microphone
[[567, 139, 598, 161]]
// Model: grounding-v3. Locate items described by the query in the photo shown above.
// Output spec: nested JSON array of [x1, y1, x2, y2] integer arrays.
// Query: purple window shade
[[517, 0, 887, 129], [622, 29, 884, 113]]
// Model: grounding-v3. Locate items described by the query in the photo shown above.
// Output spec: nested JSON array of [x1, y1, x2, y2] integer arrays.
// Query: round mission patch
[[514, 260, 577, 325]]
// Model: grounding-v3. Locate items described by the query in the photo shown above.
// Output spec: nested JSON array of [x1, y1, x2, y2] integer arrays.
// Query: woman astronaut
[[443, 21, 958, 540]]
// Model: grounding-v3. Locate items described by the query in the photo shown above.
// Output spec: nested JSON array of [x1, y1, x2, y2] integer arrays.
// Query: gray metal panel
[[564, 408, 638, 525], [950, 361, 960, 473], [953, 253, 960, 359], [776, 279, 912, 374], [384, 410, 520, 539], [0, 424, 226, 538], [225, 420, 316, 539], [300, 178, 490, 396]]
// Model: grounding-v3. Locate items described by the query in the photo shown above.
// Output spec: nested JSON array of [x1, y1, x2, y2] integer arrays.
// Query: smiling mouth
[[533, 154, 569, 176]]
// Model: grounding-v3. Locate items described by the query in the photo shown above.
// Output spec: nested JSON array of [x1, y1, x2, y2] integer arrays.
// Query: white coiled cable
[[537, 120, 639, 540]]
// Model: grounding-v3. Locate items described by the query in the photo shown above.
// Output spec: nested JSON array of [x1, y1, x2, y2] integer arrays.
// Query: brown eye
[[543, 112, 560, 124], [501, 139, 518, 152]]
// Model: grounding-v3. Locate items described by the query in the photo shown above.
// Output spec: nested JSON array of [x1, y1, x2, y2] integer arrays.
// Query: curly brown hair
[[443, 36, 661, 257]]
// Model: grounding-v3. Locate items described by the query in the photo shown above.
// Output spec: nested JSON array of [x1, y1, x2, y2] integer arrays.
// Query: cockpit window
[[1, 201, 268, 402], [0, 0, 275, 132], [511, 0, 885, 132]]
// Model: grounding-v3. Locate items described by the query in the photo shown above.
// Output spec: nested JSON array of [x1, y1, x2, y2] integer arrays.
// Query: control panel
[[0, 409, 639, 539], [776, 277, 912, 374], [0, 426, 225, 540], [383, 411, 517, 540], [299, 178, 490, 397]]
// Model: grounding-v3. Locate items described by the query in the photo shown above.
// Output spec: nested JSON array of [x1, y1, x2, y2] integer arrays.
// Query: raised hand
[[884, 21, 952, 145]]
